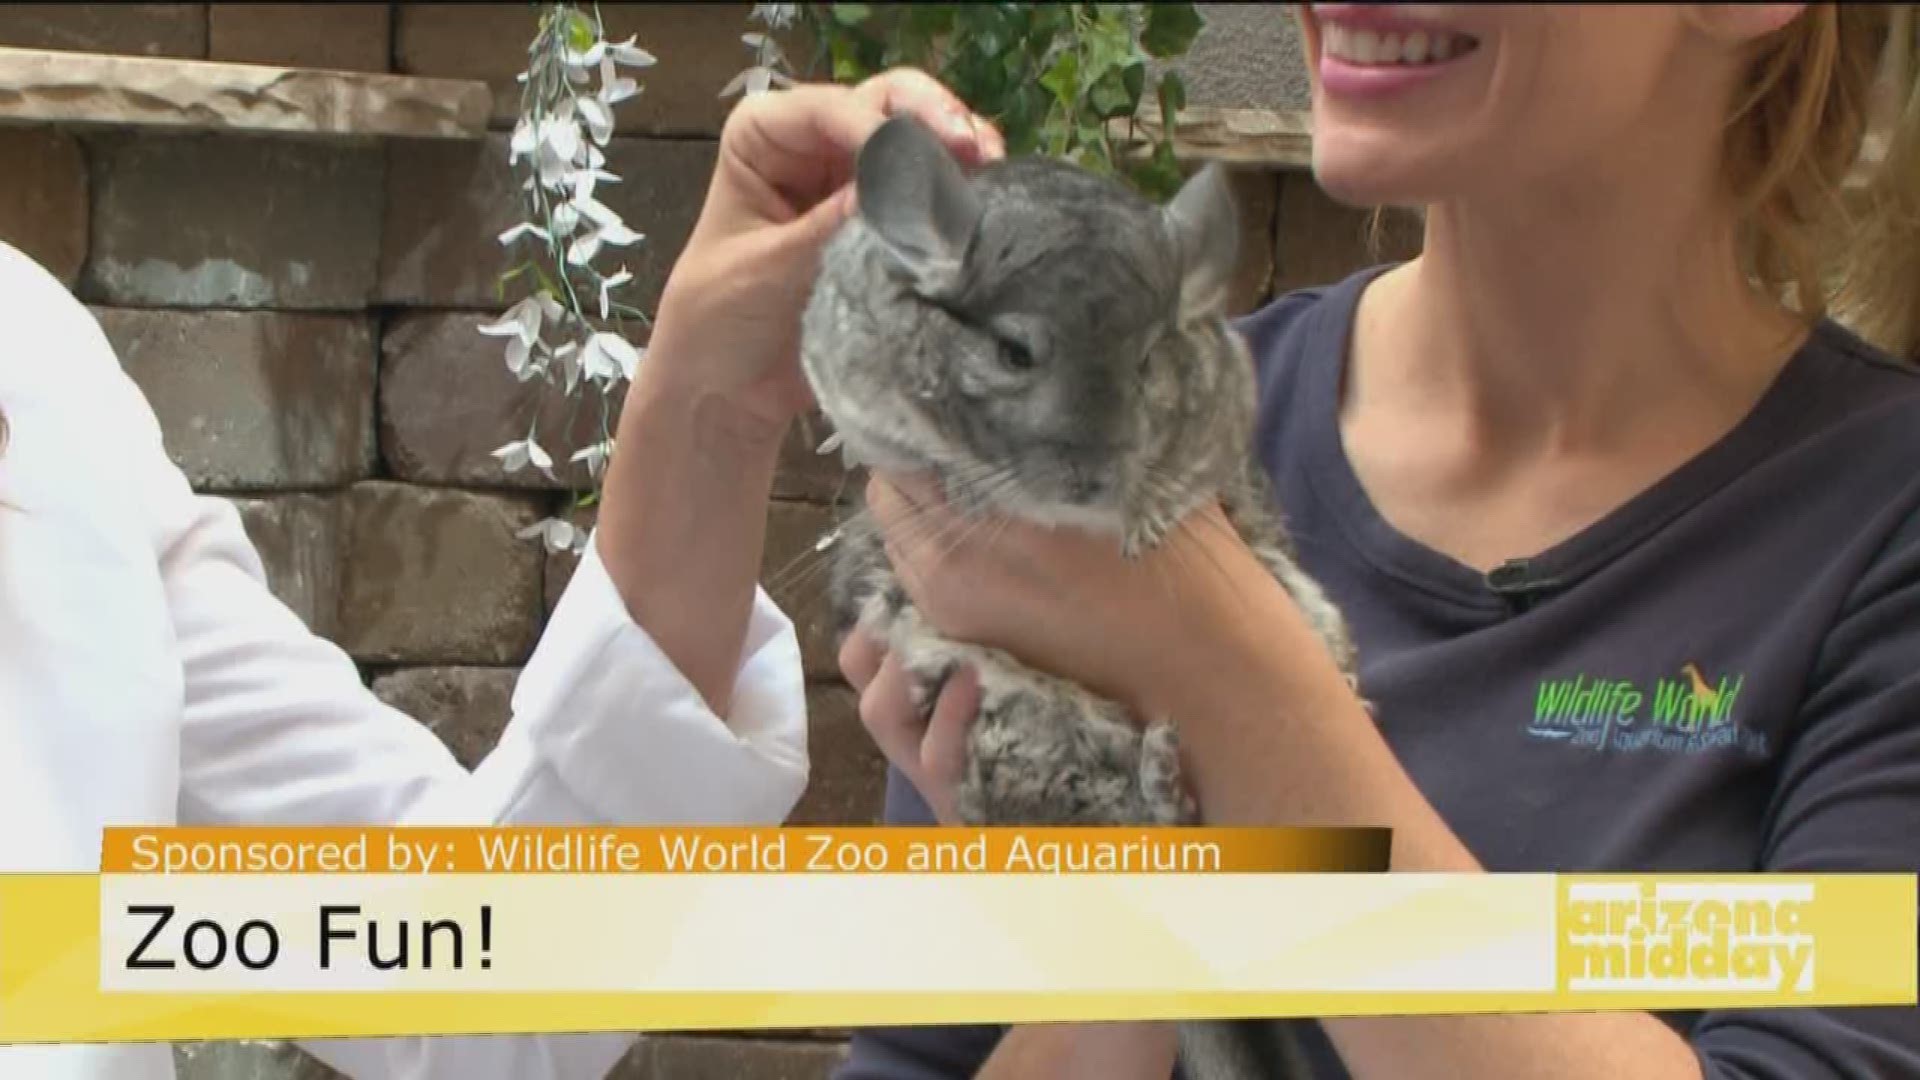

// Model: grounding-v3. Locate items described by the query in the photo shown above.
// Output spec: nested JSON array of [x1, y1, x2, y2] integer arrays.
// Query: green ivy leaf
[[1121, 59, 1146, 104], [830, 3, 872, 25], [1043, 111, 1072, 156], [1087, 65, 1136, 120], [803, 0, 1189, 200], [905, 3, 956, 37], [1083, 11, 1132, 80], [1127, 141, 1184, 201], [1040, 50, 1080, 108], [1140, 3, 1203, 58], [1157, 69, 1186, 133]]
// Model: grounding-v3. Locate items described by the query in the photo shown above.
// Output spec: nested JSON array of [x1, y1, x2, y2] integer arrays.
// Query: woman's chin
[[1309, 136, 1451, 212]]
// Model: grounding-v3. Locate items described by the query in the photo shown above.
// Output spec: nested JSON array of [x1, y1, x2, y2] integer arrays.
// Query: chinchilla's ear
[[1161, 163, 1239, 321], [856, 115, 982, 294]]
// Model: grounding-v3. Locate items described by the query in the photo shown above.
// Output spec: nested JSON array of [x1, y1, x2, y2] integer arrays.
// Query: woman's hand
[[862, 472, 1284, 717], [843, 469, 1295, 823], [838, 624, 980, 825], [642, 70, 1004, 440], [591, 72, 999, 713]]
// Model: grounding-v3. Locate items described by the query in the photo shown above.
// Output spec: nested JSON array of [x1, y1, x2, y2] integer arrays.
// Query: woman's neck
[[1338, 128, 1811, 572], [1352, 129, 1806, 460]]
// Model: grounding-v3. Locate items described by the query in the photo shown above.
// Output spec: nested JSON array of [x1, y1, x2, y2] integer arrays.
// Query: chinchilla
[[800, 115, 1358, 1080]]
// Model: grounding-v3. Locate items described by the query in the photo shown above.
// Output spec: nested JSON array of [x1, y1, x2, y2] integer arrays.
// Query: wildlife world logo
[[1527, 663, 1767, 755], [1561, 881, 1815, 994]]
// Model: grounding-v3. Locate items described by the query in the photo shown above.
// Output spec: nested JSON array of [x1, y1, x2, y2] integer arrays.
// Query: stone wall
[[0, 5, 1417, 1079]]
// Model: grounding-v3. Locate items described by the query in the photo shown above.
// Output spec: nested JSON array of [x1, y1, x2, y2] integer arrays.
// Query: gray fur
[[800, 116, 1357, 1080]]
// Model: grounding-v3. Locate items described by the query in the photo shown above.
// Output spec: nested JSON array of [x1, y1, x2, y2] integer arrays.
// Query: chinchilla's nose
[[1061, 459, 1113, 502]]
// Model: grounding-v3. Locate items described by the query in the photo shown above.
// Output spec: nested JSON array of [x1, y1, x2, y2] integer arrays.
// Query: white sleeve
[[115, 345, 809, 1079], [160, 470, 812, 832]]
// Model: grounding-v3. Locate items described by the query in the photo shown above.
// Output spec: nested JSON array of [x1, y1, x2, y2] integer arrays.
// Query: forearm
[[1323, 1012, 1702, 1080], [1163, 587, 1703, 1079], [593, 333, 785, 718], [1161, 579, 1473, 866], [978, 1023, 1176, 1080]]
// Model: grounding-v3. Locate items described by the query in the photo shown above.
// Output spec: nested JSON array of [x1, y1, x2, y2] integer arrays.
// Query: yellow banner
[[0, 827, 1907, 1045], [98, 825, 1393, 875]]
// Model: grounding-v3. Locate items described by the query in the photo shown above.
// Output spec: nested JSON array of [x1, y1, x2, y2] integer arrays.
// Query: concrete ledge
[[0, 46, 489, 139], [1123, 105, 1313, 169]]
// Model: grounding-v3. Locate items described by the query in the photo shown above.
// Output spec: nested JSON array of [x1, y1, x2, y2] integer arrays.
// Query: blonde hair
[[1359, 6, 1919, 361], [1731, 3, 1920, 361]]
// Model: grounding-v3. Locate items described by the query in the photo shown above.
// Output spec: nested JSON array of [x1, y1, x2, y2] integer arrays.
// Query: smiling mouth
[[1321, 23, 1480, 66]]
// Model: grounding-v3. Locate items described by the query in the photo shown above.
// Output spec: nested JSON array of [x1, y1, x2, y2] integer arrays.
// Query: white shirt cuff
[[503, 532, 810, 826]]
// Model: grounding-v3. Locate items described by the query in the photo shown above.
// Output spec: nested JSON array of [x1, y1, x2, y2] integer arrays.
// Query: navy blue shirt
[[838, 270, 1920, 1079]]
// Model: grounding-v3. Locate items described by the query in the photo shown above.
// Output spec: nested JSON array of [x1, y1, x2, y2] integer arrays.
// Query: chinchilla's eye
[[999, 337, 1037, 371]]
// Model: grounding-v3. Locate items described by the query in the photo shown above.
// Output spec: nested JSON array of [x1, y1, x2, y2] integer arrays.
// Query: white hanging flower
[[603, 35, 657, 68], [720, 65, 791, 99], [536, 118, 583, 187], [598, 267, 633, 320], [563, 38, 605, 69], [509, 118, 538, 164], [750, 4, 799, 30], [497, 221, 550, 246], [488, 8, 662, 549], [570, 439, 614, 477], [580, 331, 642, 382], [552, 340, 581, 393], [596, 219, 644, 246], [599, 55, 639, 105], [741, 32, 784, 60], [570, 168, 620, 205], [516, 516, 589, 554], [491, 436, 554, 476], [566, 230, 602, 267], [477, 296, 548, 375], [566, 220, 642, 267], [479, 295, 545, 342], [578, 95, 615, 145]]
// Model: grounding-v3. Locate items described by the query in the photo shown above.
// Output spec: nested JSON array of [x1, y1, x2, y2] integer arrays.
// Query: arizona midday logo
[[1528, 663, 1767, 755]]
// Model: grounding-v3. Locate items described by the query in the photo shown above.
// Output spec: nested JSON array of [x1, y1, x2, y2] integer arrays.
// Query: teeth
[[1323, 23, 1473, 66]]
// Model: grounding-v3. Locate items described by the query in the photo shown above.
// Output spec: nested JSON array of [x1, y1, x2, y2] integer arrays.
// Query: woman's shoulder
[[0, 243, 138, 402], [1231, 269, 1376, 349], [0, 243, 168, 508], [1807, 317, 1920, 396], [1785, 318, 1920, 460], [1230, 266, 1389, 425]]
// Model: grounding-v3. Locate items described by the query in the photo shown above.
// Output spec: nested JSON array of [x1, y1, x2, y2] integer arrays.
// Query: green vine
[[799, 3, 1205, 200]]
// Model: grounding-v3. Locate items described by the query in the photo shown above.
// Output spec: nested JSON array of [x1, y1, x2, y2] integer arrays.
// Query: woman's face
[[1297, 4, 1792, 208]]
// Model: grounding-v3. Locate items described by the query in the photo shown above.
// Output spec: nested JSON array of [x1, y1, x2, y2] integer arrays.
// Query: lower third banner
[[0, 826, 1911, 1043]]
